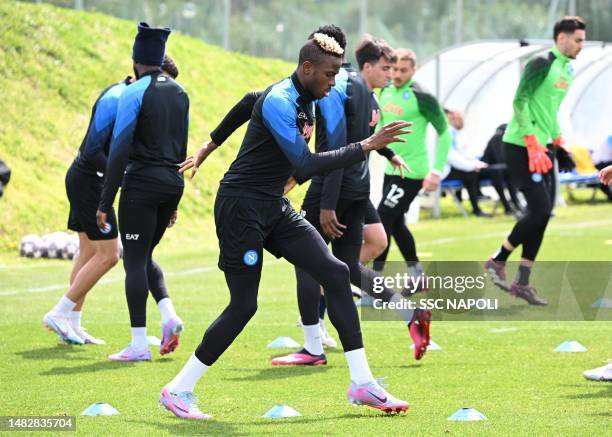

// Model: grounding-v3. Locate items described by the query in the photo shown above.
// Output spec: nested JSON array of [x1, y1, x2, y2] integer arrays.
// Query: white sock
[[130, 327, 148, 350], [390, 294, 414, 323], [69, 311, 82, 330], [303, 323, 323, 355], [345, 348, 375, 385], [165, 354, 210, 393], [52, 295, 76, 316], [158, 298, 177, 324]]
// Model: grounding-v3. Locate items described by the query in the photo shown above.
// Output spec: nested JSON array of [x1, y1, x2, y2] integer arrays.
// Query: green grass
[[1, 201, 611, 436], [0, 0, 300, 253]]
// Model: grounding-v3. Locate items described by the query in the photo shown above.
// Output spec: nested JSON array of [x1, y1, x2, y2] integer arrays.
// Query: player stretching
[[161, 34, 412, 419], [485, 17, 586, 304]]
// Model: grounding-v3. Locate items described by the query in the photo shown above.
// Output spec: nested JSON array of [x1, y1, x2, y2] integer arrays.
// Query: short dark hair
[[162, 54, 178, 79], [308, 24, 346, 51], [553, 16, 586, 41], [298, 38, 342, 66], [355, 34, 394, 70]]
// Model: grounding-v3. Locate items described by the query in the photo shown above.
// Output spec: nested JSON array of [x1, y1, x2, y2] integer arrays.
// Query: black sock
[[516, 264, 531, 285], [493, 245, 511, 262], [318, 294, 326, 320]]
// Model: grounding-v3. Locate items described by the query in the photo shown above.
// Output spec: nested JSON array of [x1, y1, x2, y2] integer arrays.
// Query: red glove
[[552, 135, 564, 147], [524, 134, 553, 174]]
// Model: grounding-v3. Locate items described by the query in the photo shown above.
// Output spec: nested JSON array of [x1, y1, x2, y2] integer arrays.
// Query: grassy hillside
[[0, 1, 297, 253]]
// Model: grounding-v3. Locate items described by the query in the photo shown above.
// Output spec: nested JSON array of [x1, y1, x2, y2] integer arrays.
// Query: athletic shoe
[[271, 348, 327, 366], [409, 309, 431, 360], [484, 257, 510, 291], [351, 284, 362, 299], [347, 380, 409, 413], [159, 388, 211, 420], [108, 345, 152, 362], [583, 363, 612, 381], [319, 319, 337, 348], [509, 282, 548, 305], [42, 311, 84, 345], [74, 327, 106, 345], [160, 316, 184, 356]]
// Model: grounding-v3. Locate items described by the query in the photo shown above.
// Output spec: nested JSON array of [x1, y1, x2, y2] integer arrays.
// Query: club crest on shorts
[[100, 223, 112, 234], [243, 250, 259, 266], [531, 173, 543, 183]]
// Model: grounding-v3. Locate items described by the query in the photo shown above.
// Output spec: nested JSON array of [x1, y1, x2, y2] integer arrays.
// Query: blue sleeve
[[318, 78, 348, 210], [82, 84, 125, 173], [262, 92, 365, 184], [99, 76, 150, 212]]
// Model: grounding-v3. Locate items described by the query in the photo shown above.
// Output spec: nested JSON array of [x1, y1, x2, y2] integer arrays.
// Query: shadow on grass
[[126, 418, 246, 436], [40, 360, 137, 376], [564, 384, 612, 400], [223, 365, 330, 382], [16, 345, 88, 360]]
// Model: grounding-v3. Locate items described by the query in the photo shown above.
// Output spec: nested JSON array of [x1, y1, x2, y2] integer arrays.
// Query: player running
[[373, 48, 451, 286], [96, 23, 189, 361], [43, 52, 181, 346], [160, 33, 412, 419], [485, 16, 586, 305]]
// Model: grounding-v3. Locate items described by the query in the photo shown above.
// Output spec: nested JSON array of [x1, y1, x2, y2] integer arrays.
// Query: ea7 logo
[[125, 234, 139, 240]]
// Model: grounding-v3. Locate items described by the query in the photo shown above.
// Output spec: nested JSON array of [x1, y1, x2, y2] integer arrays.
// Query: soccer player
[[160, 33, 412, 419], [485, 17, 586, 305], [272, 32, 430, 367], [373, 48, 451, 283], [97, 23, 189, 361], [43, 50, 181, 345]]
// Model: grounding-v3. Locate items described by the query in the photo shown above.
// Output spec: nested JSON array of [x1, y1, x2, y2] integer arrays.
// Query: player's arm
[[180, 91, 262, 178], [82, 90, 121, 174], [97, 79, 147, 219], [513, 57, 550, 138], [415, 89, 451, 190], [263, 94, 410, 184]]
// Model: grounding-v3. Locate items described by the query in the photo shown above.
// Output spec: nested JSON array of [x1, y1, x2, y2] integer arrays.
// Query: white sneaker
[[74, 327, 106, 345], [319, 318, 337, 348], [583, 363, 612, 381], [43, 311, 84, 345]]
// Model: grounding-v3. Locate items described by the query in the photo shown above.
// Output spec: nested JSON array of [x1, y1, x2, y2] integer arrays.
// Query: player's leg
[[359, 200, 387, 264], [147, 192, 185, 355], [108, 189, 158, 361]]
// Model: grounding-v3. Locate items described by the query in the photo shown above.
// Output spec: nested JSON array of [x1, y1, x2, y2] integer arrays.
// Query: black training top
[[218, 72, 366, 200], [72, 77, 131, 177], [99, 70, 190, 212]]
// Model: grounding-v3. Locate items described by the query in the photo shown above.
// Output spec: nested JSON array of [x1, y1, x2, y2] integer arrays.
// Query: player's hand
[[168, 210, 178, 228], [555, 145, 576, 173], [524, 134, 553, 174], [390, 155, 411, 178], [422, 172, 441, 192], [599, 165, 612, 185], [362, 121, 412, 152], [474, 160, 488, 172], [95, 210, 110, 233], [179, 140, 218, 179], [320, 209, 346, 239], [283, 176, 297, 195]]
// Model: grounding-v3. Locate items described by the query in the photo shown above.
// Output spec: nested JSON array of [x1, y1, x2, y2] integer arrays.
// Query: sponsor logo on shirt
[[383, 102, 405, 116], [554, 78, 570, 89]]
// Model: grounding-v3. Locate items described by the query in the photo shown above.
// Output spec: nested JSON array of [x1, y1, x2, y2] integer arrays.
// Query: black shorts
[[301, 198, 367, 247], [214, 195, 316, 272], [504, 142, 555, 191], [65, 166, 118, 240], [364, 199, 381, 225], [376, 175, 423, 222]]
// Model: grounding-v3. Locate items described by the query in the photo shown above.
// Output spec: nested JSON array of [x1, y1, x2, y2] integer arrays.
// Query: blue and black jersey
[[307, 63, 394, 209], [72, 77, 131, 177], [99, 70, 189, 212], [218, 72, 365, 200]]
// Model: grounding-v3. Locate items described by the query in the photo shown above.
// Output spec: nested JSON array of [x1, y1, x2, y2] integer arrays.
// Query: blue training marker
[[267, 336, 300, 348], [81, 403, 119, 416], [448, 407, 487, 421], [262, 405, 301, 419], [554, 340, 587, 352]]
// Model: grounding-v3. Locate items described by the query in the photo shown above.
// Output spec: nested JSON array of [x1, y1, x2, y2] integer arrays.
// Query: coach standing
[[97, 22, 189, 361]]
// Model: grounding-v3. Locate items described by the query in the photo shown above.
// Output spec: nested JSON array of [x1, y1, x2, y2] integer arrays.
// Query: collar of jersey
[[291, 71, 316, 103], [394, 79, 414, 92], [551, 46, 570, 64], [138, 68, 162, 79]]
